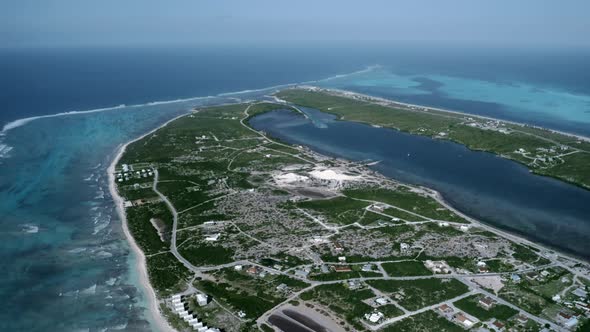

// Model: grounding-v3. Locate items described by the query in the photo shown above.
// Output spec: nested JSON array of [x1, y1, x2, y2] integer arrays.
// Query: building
[[425, 260, 451, 274], [400, 243, 410, 253], [478, 296, 495, 310], [374, 297, 388, 306], [246, 266, 259, 275], [196, 293, 208, 306], [364, 311, 384, 323], [564, 317, 579, 330], [516, 314, 528, 325], [338, 256, 346, 262], [333, 265, 352, 273], [204, 233, 221, 241], [347, 280, 361, 290], [276, 283, 289, 292], [455, 313, 474, 328], [510, 274, 521, 283], [361, 264, 373, 272], [438, 304, 453, 314], [572, 287, 588, 299], [491, 320, 505, 331], [460, 225, 470, 232]]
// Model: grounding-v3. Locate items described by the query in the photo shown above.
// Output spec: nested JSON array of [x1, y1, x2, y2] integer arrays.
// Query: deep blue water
[[1, 45, 589, 331], [249, 109, 590, 259]]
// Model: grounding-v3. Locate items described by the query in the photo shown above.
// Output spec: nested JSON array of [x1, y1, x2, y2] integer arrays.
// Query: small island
[[110, 89, 590, 332]]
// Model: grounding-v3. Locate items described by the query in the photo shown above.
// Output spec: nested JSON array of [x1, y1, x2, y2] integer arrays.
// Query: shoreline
[[304, 86, 590, 142], [107, 113, 190, 332], [106, 90, 589, 332]]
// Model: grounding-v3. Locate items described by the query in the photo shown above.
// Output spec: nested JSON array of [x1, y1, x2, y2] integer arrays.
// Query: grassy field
[[381, 261, 433, 276], [453, 294, 518, 321], [277, 89, 590, 190], [344, 187, 467, 223], [297, 196, 370, 225], [367, 278, 469, 311]]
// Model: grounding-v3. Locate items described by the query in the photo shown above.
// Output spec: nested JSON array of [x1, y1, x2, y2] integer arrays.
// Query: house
[[516, 314, 529, 325], [204, 233, 221, 241], [572, 287, 588, 299], [460, 225, 470, 232], [478, 296, 495, 310], [372, 204, 385, 212], [276, 283, 289, 292], [246, 266, 259, 275], [438, 304, 454, 314], [234, 265, 243, 271], [510, 274, 521, 283], [400, 243, 410, 253], [361, 264, 373, 272], [294, 269, 309, 278], [347, 280, 361, 290], [564, 317, 579, 330], [237, 310, 246, 318], [364, 311, 384, 323], [196, 293, 208, 306], [338, 256, 346, 262], [491, 320, 505, 331], [455, 313, 474, 328], [333, 242, 344, 252], [374, 297, 388, 306], [333, 265, 352, 273], [557, 312, 573, 323]]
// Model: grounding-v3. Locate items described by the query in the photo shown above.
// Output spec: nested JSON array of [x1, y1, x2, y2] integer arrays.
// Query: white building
[[196, 293, 208, 306]]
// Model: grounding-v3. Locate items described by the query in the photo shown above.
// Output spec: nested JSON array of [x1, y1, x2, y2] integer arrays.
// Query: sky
[[1, 0, 589, 48]]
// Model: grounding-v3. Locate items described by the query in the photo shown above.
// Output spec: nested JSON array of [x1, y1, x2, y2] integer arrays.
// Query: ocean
[[1, 44, 589, 331]]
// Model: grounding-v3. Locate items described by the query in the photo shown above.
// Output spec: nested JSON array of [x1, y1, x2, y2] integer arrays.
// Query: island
[[110, 88, 590, 332]]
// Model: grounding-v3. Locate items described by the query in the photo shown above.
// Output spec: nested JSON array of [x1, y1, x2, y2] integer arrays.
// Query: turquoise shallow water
[[1, 46, 589, 331], [0, 96, 247, 331], [318, 67, 590, 136]]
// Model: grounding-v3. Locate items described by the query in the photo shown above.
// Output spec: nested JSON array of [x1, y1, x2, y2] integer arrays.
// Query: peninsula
[[110, 89, 590, 332]]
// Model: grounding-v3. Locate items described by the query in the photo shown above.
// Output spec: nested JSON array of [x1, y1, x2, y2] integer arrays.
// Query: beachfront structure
[[170, 293, 220, 331]]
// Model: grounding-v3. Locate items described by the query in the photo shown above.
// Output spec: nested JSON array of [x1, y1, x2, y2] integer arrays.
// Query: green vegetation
[[453, 295, 518, 321], [194, 267, 309, 320], [512, 244, 551, 266], [381, 310, 464, 332], [381, 261, 433, 276], [125, 203, 172, 255], [367, 278, 469, 310], [147, 252, 191, 296], [277, 89, 590, 189], [299, 283, 375, 329], [297, 196, 369, 225], [344, 187, 467, 223]]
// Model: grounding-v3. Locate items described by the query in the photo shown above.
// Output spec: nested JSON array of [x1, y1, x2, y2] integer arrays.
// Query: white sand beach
[[108, 114, 189, 332]]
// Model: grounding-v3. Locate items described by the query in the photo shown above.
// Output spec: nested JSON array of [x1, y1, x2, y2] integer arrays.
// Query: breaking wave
[[1, 65, 379, 134]]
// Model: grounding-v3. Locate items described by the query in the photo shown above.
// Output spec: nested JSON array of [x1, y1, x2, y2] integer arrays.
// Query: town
[[114, 97, 590, 332]]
